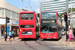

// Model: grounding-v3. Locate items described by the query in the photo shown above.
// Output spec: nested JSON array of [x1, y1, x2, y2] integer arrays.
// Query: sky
[[5, 0, 75, 13], [6, 0, 43, 13]]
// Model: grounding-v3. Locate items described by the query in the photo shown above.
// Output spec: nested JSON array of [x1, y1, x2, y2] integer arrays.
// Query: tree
[[59, 8, 75, 17]]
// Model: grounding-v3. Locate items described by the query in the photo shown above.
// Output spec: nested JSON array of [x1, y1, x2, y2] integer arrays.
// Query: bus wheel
[[58, 37, 62, 40], [21, 39, 25, 41], [59, 37, 62, 39]]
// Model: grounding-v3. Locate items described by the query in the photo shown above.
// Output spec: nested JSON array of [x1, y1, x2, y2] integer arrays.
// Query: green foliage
[[72, 8, 75, 11], [59, 8, 75, 17], [59, 13, 64, 17]]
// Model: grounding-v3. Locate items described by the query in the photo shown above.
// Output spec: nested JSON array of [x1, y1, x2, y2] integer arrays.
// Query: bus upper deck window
[[21, 13, 33, 20]]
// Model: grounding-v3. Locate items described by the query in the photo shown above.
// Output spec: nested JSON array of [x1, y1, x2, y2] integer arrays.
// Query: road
[[0, 37, 74, 50]]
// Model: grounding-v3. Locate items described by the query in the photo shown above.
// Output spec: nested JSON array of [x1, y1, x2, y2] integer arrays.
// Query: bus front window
[[41, 25, 57, 33], [21, 13, 33, 20], [49, 25, 57, 33], [41, 26, 48, 33]]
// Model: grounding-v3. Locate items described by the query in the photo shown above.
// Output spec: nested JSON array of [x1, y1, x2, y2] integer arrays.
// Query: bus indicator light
[[20, 29, 21, 32], [54, 37, 56, 39]]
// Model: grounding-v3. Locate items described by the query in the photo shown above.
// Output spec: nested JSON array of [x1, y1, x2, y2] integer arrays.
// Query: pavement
[[0, 35, 75, 47], [0, 37, 20, 44], [53, 35, 75, 47], [0, 36, 75, 50]]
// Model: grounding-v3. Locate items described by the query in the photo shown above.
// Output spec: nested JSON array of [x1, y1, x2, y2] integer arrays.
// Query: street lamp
[[71, 0, 73, 14], [66, 0, 68, 15]]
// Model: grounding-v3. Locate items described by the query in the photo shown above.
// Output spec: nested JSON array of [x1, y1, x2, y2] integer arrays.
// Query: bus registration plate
[[23, 32, 32, 35], [47, 38, 50, 39], [27, 32, 32, 35]]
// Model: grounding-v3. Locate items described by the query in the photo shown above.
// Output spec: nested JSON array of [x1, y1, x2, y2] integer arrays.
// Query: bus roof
[[41, 11, 57, 13], [19, 11, 35, 13]]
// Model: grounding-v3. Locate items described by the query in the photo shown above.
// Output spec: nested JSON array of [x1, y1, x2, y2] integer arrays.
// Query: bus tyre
[[21, 39, 24, 41], [58, 37, 62, 40]]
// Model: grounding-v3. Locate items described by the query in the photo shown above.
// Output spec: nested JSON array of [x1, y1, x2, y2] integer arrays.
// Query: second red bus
[[40, 11, 62, 39]]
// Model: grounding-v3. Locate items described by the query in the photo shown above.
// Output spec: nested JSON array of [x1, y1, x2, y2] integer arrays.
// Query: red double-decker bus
[[19, 11, 36, 39], [40, 11, 62, 39]]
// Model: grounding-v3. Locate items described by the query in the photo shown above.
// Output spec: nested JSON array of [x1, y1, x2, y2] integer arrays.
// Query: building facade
[[0, 0, 23, 38], [40, 0, 75, 14]]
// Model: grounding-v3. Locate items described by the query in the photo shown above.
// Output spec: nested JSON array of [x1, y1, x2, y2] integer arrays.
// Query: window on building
[[16, 13, 19, 19], [10, 11, 12, 18], [0, 9, 4, 17], [5, 9, 10, 17], [68, 0, 71, 1], [0, 9, 2, 17], [2, 9, 4, 17], [12, 12, 16, 19]]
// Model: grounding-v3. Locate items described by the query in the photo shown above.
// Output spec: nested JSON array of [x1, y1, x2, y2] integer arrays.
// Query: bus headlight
[[54, 37, 56, 39], [20, 29, 21, 32]]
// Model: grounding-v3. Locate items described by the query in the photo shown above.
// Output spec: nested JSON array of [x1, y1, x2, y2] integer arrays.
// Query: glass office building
[[40, 0, 75, 14]]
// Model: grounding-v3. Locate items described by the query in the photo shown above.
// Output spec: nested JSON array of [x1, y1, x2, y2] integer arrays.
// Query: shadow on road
[[21, 36, 62, 41], [21, 38, 37, 41], [42, 37, 62, 41], [21, 36, 40, 41], [42, 39, 59, 41]]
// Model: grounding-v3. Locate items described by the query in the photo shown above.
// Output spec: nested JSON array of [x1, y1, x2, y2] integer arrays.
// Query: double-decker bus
[[40, 11, 62, 39], [19, 11, 36, 39]]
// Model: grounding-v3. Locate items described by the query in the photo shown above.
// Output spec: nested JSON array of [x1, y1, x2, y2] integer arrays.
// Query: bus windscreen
[[21, 13, 33, 20], [41, 12, 57, 33], [41, 25, 57, 33]]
